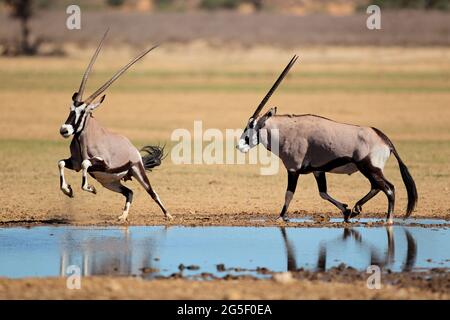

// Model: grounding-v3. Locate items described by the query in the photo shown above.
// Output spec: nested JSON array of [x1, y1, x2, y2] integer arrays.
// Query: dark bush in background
[[106, 0, 125, 7], [200, 0, 240, 10]]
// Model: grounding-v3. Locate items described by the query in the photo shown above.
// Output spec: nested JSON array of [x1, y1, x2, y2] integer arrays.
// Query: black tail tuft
[[141, 145, 165, 171], [372, 127, 418, 218], [395, 150, 418, 217]]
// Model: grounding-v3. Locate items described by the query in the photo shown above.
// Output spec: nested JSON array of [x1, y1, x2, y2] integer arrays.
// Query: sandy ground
[[0, 45, 449, 299], [0, 274, 448, 300]]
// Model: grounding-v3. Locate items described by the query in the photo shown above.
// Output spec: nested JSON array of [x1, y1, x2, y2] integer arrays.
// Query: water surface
[[0, 224, 448, 279]]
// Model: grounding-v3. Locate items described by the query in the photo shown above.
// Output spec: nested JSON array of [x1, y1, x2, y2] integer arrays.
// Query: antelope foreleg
[[277, 170, 299, 222], [81, 159, 97, 194], [58, 159, 74, 198], [313, 171, 351, 221]]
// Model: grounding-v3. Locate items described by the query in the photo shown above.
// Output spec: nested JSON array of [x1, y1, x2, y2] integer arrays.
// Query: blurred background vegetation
[[2, 0, 448, 13], [0, 0, 449, 55]]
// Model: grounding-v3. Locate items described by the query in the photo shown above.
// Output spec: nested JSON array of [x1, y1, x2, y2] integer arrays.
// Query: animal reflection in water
[[59, 228, 165, 278], [280, 227, 417, 272], [58, 227, 417, 277]]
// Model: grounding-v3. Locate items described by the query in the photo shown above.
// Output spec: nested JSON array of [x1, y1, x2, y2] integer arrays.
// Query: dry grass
[[0, 45, 449, 224]]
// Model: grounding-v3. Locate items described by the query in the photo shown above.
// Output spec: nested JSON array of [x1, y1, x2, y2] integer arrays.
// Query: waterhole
[[0, 223, 448, 279]]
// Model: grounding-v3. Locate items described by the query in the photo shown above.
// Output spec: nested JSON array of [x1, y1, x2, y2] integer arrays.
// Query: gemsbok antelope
[[237, 55, 417, 224], [58, 31, 171, 222]]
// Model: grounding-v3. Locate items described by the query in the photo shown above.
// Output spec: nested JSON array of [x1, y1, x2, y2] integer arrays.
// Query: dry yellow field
[[0, 45, 449, 225]]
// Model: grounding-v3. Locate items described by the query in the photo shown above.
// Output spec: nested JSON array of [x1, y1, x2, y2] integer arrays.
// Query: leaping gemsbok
[[58, 30, 172, 222], [237, 55, 417, 224]]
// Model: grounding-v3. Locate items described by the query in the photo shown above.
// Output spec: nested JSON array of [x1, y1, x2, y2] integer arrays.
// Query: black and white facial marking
[[236, 107, 277, 153], [59, 102, 86, 138], [59, 93, 105, 138], [237, 118, 258, 153]]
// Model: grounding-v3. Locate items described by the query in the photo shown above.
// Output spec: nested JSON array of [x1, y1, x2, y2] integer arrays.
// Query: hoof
[[89, 185, 97, 195], [83, 185, 97, 195], [385, 219, 394, 225], [276, 216, 289, 223], [61, 185, 74, 198], [118, 212, 129, 223], [165, 213, 173, 221], [118, 216, 129, 223], [350, 205, 361, 218]]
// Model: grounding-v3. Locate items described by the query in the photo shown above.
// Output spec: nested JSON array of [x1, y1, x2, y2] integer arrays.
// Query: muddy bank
[[0, 271, 448, 300], [0, 212, 449, 228]]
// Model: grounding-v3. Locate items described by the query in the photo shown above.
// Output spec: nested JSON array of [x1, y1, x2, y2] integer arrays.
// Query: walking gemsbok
[[58, 30, 172, 222], [236, 55, 417, 223]]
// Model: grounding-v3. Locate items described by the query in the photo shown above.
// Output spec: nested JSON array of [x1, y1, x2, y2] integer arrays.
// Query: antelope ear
[[257, 107, 276, 128], [88, 95, 106, 111], [267, 107, 277, 117], [72, 92, 78, 102], [261, 107, 277, 120]]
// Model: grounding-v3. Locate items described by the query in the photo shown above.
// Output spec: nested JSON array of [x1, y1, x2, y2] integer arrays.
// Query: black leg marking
[[120, 185, 133, 204], [63, 158, 75, 170], [100, 182, 134, 222], [279, 170, 299, 221]]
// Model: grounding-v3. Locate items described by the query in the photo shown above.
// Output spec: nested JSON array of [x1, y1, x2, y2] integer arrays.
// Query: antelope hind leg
[[101, 181, 133, 223], [131, 163, 173, 221], [356, 159, 395, 224]]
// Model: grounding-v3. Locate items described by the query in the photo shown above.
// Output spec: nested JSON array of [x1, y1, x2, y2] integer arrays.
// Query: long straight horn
[[75, 28, 109, 103], [84, 45, 158, 105], [251, 54, 298, 119]]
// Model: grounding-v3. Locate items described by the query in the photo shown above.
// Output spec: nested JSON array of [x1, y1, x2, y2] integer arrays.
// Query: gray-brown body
[[253, 112, 418, 223], [69, 116, 141, 173], [264, 115, 387, 175]]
